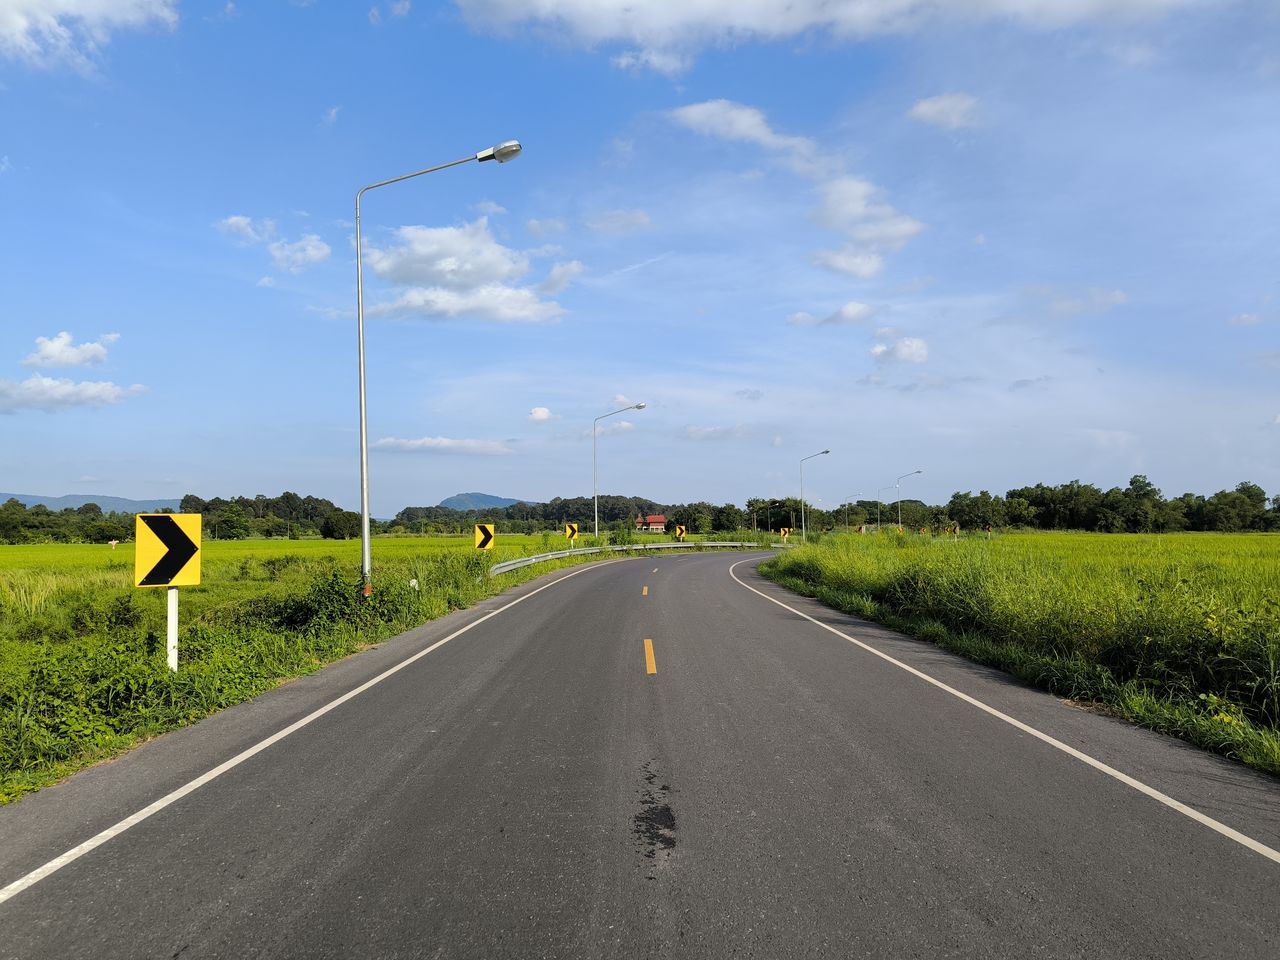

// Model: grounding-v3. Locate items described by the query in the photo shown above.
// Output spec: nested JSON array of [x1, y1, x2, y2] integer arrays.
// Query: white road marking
[[728, 559, 1280, 867], [0, 559, 629, 907], [652, 568, 658, 573]]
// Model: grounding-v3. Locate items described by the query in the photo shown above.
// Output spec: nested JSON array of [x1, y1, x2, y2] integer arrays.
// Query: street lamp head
[[634, 402, 647, 410], [821, 449, 830, 455], [477, 140, 522, 163]]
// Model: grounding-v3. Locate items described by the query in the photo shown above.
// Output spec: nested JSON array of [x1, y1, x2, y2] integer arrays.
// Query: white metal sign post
[[134, 514, 202, 672]]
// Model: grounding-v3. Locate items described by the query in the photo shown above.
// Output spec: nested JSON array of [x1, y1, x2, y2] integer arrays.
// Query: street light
[[594, 402, 646, 537], [843, 494, 860, 531], [799, 449, 830, 544], [876, 485, 894, 530], [895, 469, 923, 527], [355, 140, 522, 592]]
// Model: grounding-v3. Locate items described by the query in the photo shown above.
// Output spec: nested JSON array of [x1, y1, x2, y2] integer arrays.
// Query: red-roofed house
[[636, 514, 667, 533]]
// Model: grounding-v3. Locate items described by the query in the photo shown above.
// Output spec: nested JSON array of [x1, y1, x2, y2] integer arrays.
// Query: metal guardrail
[[488, 541, 773, 577]]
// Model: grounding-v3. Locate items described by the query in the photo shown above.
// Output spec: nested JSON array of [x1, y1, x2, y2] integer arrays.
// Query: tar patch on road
[[633, 759, 677, 877]]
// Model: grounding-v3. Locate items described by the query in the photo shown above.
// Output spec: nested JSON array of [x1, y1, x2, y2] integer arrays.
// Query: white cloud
[[816, 176, 924, 250], [269, 234, 331, 273], [0, 0, 177, 68], [77, 474, 99, 483], [23, 331, 119, 368], [217, 215, 275, 244], [611, 48, 690, 75], [593, 420, 635, 437], [373, 285, 563, 323], [456, 0, 1206, 73], [682, 424, 752, 442], [528, 406, 558, 422], [0, 155, 11, 174], [475, 199, 507, 216], [322, 105, 341, 125], [373, 436, 513, 455], [669, 100, 823, 176], [671, 102, 922, 278], [256, 276, 275, 288], [527, 218, 566, 238], [612, 393, 633, 405], [390, 0, 410, 14], [539, 260, 584, 295], [736, 388, 764, 401], [0, 374, 145, 413], [812, 247, 884, 279], [367, 218, 528, 288], [585, 209, 651, 235], [908, 92, 979, 130], [1230, 313, 1261, 326], [787, 301, 876, 327], [365, 218, 567, 322], [368, 6, 381, 24], [871, 337, 929, 364]]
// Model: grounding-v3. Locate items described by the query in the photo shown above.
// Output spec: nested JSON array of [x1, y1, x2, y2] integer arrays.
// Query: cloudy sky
[[1, 0, 1277, 513]]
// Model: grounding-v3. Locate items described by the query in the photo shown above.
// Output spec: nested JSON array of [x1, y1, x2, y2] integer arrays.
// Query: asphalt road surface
[[2, 552, 1277, 959]]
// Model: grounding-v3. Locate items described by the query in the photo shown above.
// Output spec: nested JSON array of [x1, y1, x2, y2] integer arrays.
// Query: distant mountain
[[438, 492, 532, 511], [0, 493, 183, 513]]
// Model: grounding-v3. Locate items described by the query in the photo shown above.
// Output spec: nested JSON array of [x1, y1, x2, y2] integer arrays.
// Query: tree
[[321, 510, 361, 540], [211, 504, 251, 540]]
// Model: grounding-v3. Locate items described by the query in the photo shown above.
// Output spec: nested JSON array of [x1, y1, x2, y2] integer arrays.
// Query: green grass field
[[762, 530, 1280, 775], [0, 531, 748, 802]]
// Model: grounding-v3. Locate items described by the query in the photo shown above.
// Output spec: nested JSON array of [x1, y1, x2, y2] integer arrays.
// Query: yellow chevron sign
[[675, 525, 686, 540], [134, 514, 201, 587], [565, 523, 578, 541], [474, 524, 495, 550]]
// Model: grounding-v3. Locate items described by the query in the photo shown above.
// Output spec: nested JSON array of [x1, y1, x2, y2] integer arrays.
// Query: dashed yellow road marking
[[643, 639, 657, 675], [642, 585, 649, 596]]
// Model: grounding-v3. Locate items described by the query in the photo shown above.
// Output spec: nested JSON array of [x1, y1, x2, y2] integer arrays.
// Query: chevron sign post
[[134, 513, 202, 671]]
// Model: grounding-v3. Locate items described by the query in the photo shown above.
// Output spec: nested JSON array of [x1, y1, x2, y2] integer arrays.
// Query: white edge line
[[0, 558, 630, 906], [727, 558, 1280, 867]]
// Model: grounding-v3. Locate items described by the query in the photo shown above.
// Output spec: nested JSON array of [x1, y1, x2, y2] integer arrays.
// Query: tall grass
[[762, 531, 1280, 776]]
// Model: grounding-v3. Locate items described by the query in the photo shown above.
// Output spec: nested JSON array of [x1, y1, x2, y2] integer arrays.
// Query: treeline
[[946, 477, 1278, 533], [0, 499, 135, 545], [177, 492, 354, 540], [0, 493, 359, 545], [1, 475, 1276, 545]]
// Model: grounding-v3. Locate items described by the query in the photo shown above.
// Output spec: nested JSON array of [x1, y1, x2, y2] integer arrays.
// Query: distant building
[[636, 514, 667, 533]]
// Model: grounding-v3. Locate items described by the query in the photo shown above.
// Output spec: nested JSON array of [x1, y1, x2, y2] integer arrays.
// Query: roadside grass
[[0, 533, 769, 802], [761, 531, 1280, 777]]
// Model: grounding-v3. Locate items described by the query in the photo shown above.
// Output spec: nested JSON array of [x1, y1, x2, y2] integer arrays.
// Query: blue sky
[[1, 0, 1277, 515]]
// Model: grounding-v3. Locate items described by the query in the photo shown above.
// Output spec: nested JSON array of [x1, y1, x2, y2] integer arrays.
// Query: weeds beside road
[[762, 530, 1280, 776]]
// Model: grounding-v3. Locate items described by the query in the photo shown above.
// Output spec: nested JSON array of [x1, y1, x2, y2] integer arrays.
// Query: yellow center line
[[642, 585, 649, 596], [643, 638, 657, 674]]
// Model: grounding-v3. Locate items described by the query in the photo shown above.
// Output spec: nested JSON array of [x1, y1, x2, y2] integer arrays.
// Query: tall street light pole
[[876, 485, 894, 530], [844, 493, 860, 531], [896, 469, 924, 527], [356, 140, 522, 593], [799, 449, 830, 544], [594, 402, 646, 537]]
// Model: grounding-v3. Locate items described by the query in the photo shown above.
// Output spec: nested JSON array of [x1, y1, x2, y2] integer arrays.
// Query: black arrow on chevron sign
[[139, 515, 199, 586], [476, 525, 494, 549]]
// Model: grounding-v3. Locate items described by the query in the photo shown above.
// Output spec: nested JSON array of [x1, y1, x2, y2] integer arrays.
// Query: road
[[1, 551, 1277, 958]]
